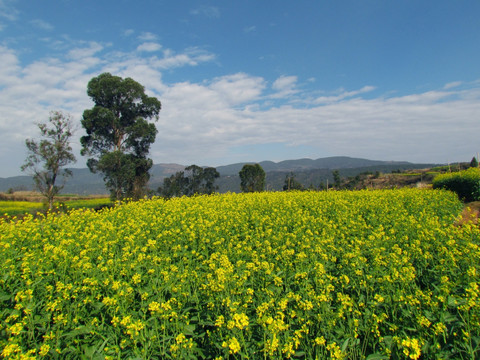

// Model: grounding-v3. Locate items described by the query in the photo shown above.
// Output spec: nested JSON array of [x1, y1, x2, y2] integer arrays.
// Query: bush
[[432, 167, 480, 202]]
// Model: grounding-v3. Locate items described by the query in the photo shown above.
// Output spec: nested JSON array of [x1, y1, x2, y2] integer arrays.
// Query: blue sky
[[1, 0, 480, 177]]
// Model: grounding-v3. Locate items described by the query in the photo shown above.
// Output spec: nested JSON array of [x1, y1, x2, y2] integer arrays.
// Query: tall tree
[[21, 111, 76, 209], [184, 164, 204, 196], [283, 172, 304, 191], [158, 171, 188, 199], [239, 164, 266, 192], [470, 156, 479, 168], [158, 165, 220, 198], [201, 167, 220, 194], [332, 169, 342, 188], [80, 73, 161, 200]]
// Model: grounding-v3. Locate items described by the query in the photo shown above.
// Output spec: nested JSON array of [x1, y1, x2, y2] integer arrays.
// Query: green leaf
[[341, 338, 350, 352], [183, 324, 196, 336], [366, 354, 389, 360], [293, 351, 306, 357], [0, 291, 11, 302]]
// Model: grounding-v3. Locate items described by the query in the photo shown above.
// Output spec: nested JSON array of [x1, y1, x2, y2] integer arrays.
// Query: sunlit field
[[0, 201, 43, 217], [1, 189, 479, 359], [0, 198, 112, 217]]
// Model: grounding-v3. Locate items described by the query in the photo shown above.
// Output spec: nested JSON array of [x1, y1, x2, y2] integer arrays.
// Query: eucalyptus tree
[[239, 164, 266, 192], [80, 73, 161, 200]]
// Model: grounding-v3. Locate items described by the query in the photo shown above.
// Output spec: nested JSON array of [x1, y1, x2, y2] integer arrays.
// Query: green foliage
[[81, 73, 161, 200], [158, 165, 220, 198], [1, 190, 478, 358], [239, 163, 266, 192], [283, 172, 304, 191], [21, 111, 76, 209], [432, 167, 480, 202], [59, 198, 112, 210], [332, 169, 342, 188], [158, 171, 188, 198], [470, 156, 479, 168], [91, 151, 153, 200]]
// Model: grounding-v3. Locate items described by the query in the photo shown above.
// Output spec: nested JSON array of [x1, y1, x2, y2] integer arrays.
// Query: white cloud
[[137, 42, 162, 52], [67, 42, 104, 59], [190, 6, 220, 18], [30, 19, 53, 31], [272, 75, 297, 90], [0, 45, 20, 86], [209, 73, 266, 106], [0, 41, 218, 176], [0, 0, 18, 21], [152, 47, 216, 69], [137, 32, 157, 41], [444, 81, 462, 90], [271, 75, 298, 98], [1, 38, 480, 177], [314, 85, 375, 104], [244, 26, 256, 33], [151, 79, 480, 167]]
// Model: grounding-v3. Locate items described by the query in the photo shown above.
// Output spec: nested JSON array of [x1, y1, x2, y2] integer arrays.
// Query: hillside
[[214, 156, 414, 176], [0, 156, 437, 195]]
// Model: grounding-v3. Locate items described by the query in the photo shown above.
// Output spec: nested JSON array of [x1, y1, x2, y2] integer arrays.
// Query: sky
[[1, 0, 480, 177]]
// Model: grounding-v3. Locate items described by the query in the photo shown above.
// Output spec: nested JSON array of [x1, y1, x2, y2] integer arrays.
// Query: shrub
[[432, 167, 480, 202]]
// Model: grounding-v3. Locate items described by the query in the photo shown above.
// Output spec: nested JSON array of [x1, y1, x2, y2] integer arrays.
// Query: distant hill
[[215, 156, 414, 176], [214, 163, 437, 193], [0, 156, 437, 195]]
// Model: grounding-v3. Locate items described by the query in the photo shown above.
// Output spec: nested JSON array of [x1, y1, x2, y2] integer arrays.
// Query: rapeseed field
[[0, 189, 479, 359]]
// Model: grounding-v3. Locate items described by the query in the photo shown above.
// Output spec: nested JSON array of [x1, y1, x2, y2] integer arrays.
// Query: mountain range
[[0, 156, 437, 195]]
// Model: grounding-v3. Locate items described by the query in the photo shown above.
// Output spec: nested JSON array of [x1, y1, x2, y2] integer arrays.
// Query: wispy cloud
[[137, 32, 157, 41], [123, 29, 134, 37], [30, 19, 54, 31], [314, 85, 376, 104], [67, 42, 104, 59], [0, 41, 218, 175], [244, 25, 256, 33], [149, 47, 216, 69], [190, 6, 220, 18], [137, 42, 162, 52], [209, 73, 266, 106], [0, 38, 479, 176], [152, 77, 480, 167], [444, 81, 462, 90], [271, 75, 298, 98], [0, 0, 18, 21]]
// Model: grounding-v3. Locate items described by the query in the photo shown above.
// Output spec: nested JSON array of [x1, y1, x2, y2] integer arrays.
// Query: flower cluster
[[0, 189, 478, 358]]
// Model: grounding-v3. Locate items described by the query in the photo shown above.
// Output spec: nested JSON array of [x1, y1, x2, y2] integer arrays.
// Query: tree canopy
[[470, 156, 479, 168], [283, 172, 304, 191], [239, 164, 266, 192], [21, 111, 76, 209], [158, 165, 220, 198], [80, 73, 161, 200]]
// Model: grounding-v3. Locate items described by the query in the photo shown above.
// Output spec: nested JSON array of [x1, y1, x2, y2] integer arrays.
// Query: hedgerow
[[432, 168, 480, 202]]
